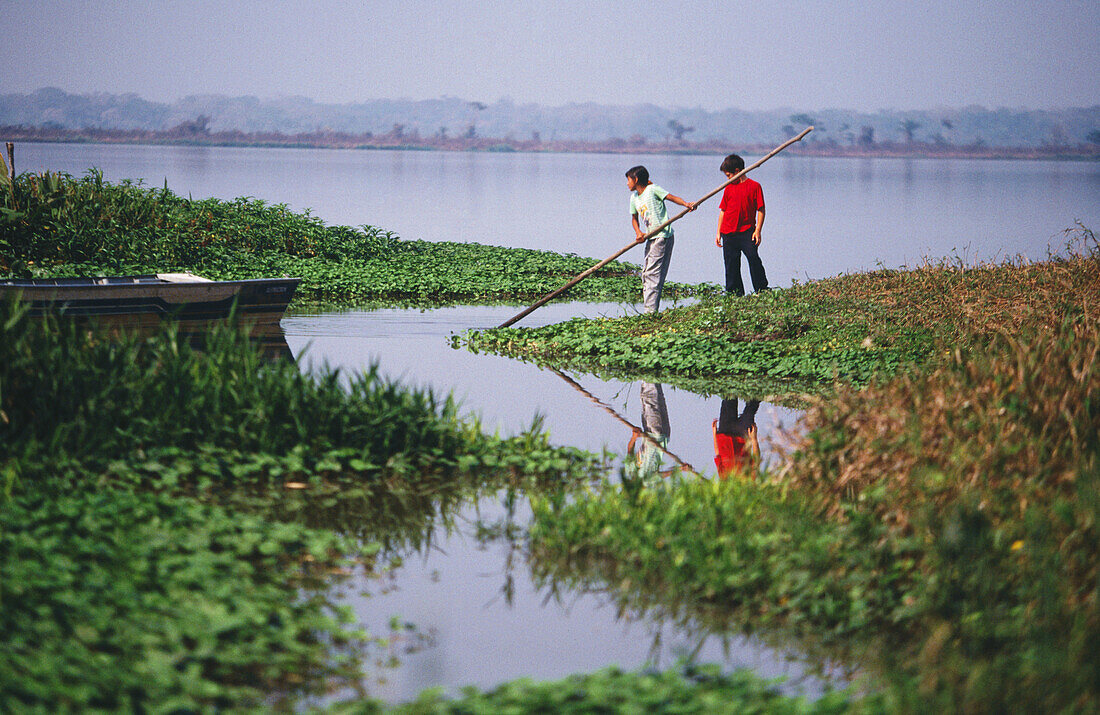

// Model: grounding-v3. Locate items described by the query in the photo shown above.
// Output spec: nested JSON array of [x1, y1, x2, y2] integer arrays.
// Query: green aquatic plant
[[0, 483, 373, 710], [0, 170, 711, 306], [0, 169, 396, 271], [463, 285, 932, 387], [0, 301, 603, 710], [391, 662, 872, 714]]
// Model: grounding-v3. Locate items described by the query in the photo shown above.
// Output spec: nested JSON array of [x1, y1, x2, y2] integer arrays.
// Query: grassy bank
[[462, 273, 936, 394], [520, 230, 1100, 710], [0, 300, 605, 710], [0, 169, 711, 306], [463, 227, 1096, 392]]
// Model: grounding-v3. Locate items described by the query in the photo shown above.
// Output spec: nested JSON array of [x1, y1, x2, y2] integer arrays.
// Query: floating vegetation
[[462, 284, 932, 388], [463, 225, 1099, 394], [391, 662, 868, 713], [0, 170, 712, 306]]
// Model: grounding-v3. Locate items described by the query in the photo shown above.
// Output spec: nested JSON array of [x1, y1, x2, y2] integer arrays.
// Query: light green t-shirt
[[629, 184, 673, 239]]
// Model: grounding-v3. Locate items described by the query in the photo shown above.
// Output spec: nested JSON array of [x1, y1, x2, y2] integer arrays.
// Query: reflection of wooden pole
[[497, 127, 813, 328], [551, 368, 699, 477]]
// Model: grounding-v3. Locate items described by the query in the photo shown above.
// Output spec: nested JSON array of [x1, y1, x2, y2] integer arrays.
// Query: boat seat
[[155, 273, 214, 283]]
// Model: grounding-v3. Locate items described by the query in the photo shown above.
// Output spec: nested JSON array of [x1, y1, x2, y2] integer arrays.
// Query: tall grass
[[523, 229, 1100, 711], [3, 305, 454, 463], [779, 231, 1100, 710]]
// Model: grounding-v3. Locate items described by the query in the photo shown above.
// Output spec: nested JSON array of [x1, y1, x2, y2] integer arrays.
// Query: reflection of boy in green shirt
[[626, 165, 695, 312], [626, 382, 672, 484]]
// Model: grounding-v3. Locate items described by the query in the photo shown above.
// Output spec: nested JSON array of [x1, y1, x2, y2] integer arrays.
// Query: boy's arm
[[716, 209, 725, 247], [631, 213, 644, 240], [665, 194, 697, 211], [752, 207, 765, 246]]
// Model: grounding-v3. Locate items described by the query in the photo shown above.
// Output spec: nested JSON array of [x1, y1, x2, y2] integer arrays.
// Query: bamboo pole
[[497, 127, 813, 328], [3, 143, 14, 209]]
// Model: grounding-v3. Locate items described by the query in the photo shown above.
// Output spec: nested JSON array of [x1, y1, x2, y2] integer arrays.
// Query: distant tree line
[[1, 88, 1097, 156]]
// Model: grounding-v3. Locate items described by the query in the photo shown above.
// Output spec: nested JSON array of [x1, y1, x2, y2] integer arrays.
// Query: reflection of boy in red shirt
[[712, 398, 760, 479]]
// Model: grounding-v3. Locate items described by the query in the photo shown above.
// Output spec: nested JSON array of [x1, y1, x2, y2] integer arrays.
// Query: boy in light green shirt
[[626, 165, 695, 312]]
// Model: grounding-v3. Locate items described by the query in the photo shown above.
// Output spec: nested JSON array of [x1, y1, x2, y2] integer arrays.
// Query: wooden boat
[[0, 272, 300, 326]]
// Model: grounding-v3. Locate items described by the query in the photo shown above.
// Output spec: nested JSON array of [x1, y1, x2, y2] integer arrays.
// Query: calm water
[[18, 143, 1100, 288], [20, 143, 1099, 700], [283, 303, 817, 702]]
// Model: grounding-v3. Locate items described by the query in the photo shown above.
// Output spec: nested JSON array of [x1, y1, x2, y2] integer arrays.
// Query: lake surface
[[18, 143, 1100, 288], [18, 143, 1099, 701]]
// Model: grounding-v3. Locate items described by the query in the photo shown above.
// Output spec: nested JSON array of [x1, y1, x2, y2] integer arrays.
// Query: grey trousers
[[637, 381, 670, 479], [639, 382, 670, 440], [642, 234, 674, 313]]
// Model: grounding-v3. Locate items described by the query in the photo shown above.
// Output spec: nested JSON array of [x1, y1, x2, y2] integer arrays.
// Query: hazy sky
[[3, 0, 1097, 111]]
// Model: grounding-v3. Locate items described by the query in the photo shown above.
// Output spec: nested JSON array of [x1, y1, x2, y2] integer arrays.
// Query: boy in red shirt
[[715, 154, 768, 295]]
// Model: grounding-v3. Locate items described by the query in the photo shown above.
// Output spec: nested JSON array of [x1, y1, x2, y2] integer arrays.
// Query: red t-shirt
[[714, 432, 749, 479], [718, 178, 764, 234]]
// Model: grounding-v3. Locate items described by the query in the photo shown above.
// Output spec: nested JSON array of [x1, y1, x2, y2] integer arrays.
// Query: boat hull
[[0, 275, 301, 326]]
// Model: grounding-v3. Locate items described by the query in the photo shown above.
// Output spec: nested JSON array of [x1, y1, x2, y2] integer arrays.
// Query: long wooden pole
[[497, 126, 813, 328]]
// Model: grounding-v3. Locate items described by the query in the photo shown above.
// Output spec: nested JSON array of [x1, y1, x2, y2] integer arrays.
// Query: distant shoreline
[[4, 125, 1097, 162]]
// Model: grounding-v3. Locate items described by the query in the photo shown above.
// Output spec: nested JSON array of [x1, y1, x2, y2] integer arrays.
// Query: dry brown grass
[[809, 228, 1098, 350], [782, 226, 1099, 531]]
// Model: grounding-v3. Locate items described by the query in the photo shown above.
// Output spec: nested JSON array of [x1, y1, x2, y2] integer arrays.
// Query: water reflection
[[328, 378, 816, 701], [334, 377, 821, 702], [713, 398, 761, 480], [526, 535, 856, 698], [26, 308, 296, 362], [628, 382, 674, 481], [551, 369, 697, 479], [276, 304, 819, 702], [345, 487, 839, 704]]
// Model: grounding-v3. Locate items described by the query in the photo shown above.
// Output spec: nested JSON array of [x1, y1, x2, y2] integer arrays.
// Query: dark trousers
[[721, 229, 768, 295], [718, 398, 760, 437]]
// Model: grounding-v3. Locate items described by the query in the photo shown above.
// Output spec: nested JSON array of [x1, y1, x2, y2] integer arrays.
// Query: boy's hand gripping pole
[[497, 127, 813, 328]]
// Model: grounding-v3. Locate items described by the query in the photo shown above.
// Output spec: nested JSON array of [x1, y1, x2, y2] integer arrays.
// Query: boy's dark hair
[[625, 165, 650, 186], [720, 154, 745, 174]]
